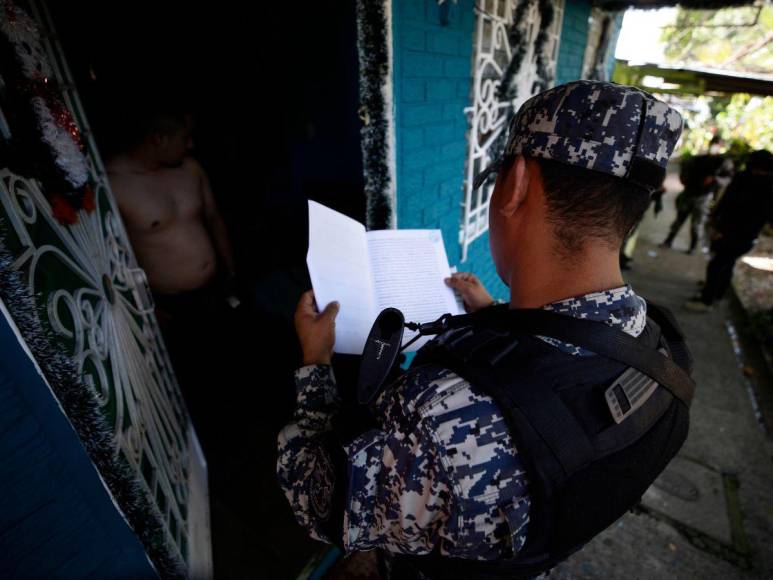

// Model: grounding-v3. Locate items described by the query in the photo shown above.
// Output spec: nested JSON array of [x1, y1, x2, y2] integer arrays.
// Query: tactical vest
[[394, 302, 694, 579]]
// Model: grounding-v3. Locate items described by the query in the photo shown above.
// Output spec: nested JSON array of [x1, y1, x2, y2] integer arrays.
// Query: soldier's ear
[[499, 155, 530, 219]]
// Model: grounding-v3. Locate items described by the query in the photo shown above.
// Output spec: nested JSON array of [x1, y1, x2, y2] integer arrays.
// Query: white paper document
[[306, 200, 463, 354]]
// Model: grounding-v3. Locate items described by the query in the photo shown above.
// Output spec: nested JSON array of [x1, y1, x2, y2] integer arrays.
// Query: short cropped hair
[[535, 158, 651, 255], [137, 110, 188, 141]]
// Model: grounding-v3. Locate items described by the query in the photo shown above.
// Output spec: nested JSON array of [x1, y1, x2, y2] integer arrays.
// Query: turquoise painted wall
[[606, 12, 625, 80], [555, 0, 592, 86], [555, 2, 625, 85], [392, 0, 508, 301], [392, 0, 601, 304]]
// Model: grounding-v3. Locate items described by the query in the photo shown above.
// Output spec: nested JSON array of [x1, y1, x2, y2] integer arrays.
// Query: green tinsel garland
[[356, 0, 393, 230]]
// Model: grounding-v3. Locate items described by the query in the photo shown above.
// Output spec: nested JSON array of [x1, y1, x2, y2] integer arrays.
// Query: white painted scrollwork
[[462, 0, 564, 261], [0, 164, 195, 564]]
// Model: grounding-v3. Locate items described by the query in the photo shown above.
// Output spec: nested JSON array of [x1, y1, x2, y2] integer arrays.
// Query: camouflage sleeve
[[340, 367, 531, 559], [277, 364, 342, 543], [278, 364, 530, 559], [341, 424, 454, 555], [277, 364, 457, 555]]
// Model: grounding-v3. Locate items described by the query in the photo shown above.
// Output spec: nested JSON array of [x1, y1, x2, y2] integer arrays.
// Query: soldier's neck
[[508, 247, 625, 309]]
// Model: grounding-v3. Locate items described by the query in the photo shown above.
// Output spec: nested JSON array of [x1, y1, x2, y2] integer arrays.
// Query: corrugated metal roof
[[615, 60, 773, 96]]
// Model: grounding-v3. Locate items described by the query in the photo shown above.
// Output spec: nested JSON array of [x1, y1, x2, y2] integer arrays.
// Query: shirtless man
[[107, 112, 234, 294], [107, 111, 236, 457]]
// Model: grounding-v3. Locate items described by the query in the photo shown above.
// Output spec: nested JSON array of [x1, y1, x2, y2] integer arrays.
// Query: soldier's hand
[[294, 290, 339, 366], [444, 272, 495, 313]]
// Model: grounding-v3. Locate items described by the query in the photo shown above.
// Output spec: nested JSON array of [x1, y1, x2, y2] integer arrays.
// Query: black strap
[[645, 301, 694, 374], [426, 340, 596, 478], [461, 307, 695, 408]]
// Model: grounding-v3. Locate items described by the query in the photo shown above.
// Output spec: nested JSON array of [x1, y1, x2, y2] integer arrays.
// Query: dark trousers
[[700, 239, 754, 305], [153, 281, 231, 442], [664, 192, 710, 251], [154, 282, 268, 576]]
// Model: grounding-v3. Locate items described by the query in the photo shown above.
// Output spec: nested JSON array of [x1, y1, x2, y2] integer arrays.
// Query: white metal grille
[[461, 0, 564, 261], [0, 2, 212, 574]]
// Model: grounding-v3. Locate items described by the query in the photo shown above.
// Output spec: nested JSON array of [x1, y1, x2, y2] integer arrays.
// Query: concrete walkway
[[552, 177, 773, 579]]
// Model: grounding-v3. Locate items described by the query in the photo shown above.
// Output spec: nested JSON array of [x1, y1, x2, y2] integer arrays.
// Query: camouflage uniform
[[278, 80, 682, 568], [473, 80, 682, 192], [277, 285, 646, 558]]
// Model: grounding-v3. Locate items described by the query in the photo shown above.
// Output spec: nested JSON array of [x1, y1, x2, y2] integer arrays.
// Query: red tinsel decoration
[[15, 77, 84, 150], [82, 184, 96, 212], [43, 82, 83, 149], [4, 2, 15, 24], [2, 0, 92, 225], [50, 192, 78, 225]]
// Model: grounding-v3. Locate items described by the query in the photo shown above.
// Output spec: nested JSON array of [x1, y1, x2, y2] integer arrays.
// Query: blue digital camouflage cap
[[473, 80, 683, 192]]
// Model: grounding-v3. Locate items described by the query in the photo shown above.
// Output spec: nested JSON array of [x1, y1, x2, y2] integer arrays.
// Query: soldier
[[685, 149, 773, 312], [661, 137, 733, 254], [278, 81, 693, 579]]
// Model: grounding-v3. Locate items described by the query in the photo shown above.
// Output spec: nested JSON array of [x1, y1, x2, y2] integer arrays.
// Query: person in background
[[620, 180, 666, 270], [662, 136, 732, 254], [107, 106, 250, 571], [107, 109, 235, 296], [107, 110, 234, 402], [685, 150, 773, 312], [107, 107, 238, 447]]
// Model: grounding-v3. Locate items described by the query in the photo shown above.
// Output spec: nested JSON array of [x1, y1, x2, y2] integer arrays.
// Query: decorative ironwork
[[0, 2, 211, 574], [461, 0, 564, 261]]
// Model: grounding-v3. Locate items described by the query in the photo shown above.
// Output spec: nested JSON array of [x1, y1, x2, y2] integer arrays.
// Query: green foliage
[[628, 3, 773, 158], [715, 94, 773, 151], [678, 94, 773, 157], [662, 5, 773, 74], [661, 5, 773, 157]]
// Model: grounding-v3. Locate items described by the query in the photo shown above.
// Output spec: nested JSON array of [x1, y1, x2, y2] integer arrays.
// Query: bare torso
[[107, 156, 217, 294]]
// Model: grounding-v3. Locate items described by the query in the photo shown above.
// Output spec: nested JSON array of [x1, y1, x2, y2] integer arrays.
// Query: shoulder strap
[[469, 307, 696, 408], [645, 300, 694, 374]]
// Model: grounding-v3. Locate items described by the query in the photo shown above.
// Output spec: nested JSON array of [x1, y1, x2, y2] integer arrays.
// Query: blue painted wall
[[606, 12, 625, 80], [0, 312, 158, 578], [392, 0, 602, 303], [393, 0, 508, 301], [555, 0, 592, 85], [555, 2, 625, 85]]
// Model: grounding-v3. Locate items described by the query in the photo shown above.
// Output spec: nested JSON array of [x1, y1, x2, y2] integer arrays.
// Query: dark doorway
[[49, 0, 365, 269], [48, 1, 364, 577]]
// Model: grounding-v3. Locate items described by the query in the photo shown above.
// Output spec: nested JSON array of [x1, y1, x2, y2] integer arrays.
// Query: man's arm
[[277, 360, 532, 558], [105, 168, 135, 229], [708, 177, 739, 235], [281, 292, 454, 553], [276, 363, 454, 554], [277, 364, 346, 543], [282, 291, 529, 557], [195, 160, 236, 277]]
